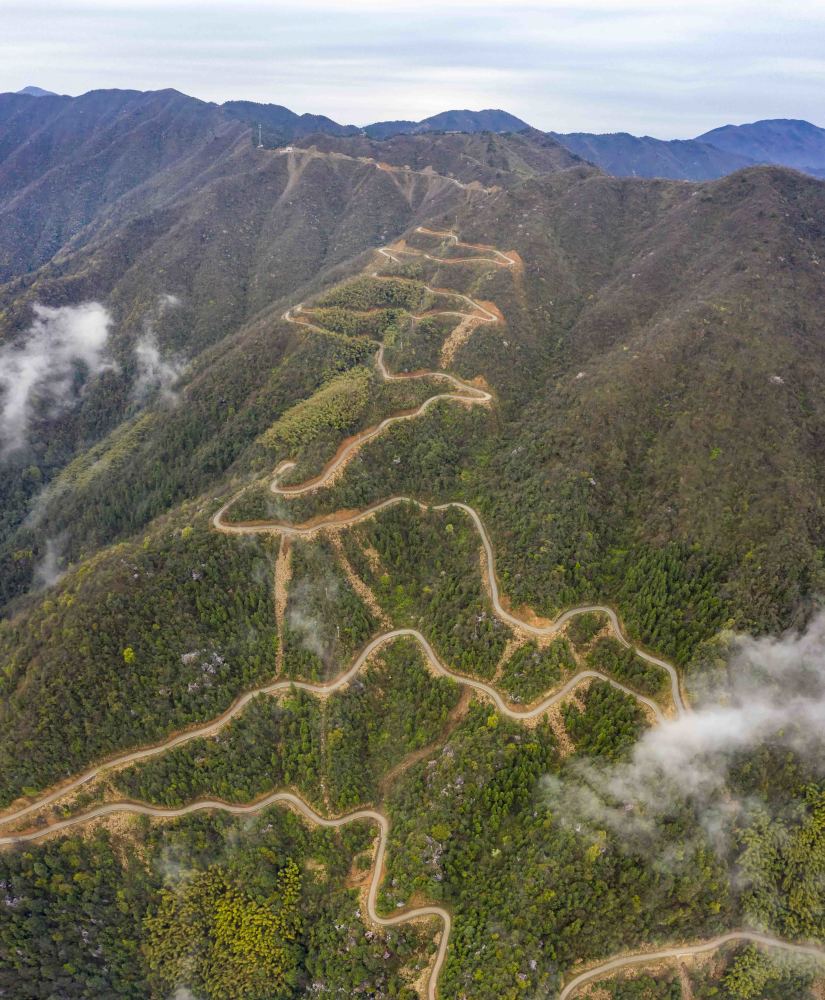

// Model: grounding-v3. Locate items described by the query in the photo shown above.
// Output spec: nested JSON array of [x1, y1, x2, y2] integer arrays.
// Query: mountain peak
[[16, 85, 58, 97], [364, 108, 530, 140]]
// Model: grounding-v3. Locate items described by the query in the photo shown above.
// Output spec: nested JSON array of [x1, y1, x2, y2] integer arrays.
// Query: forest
[[2, 222, 824, 1000], [0, 519, 278, 806], [0, 808, 430, 999]]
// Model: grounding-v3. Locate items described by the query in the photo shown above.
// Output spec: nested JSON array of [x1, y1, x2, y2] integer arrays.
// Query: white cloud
[[0, 302, 112, 454], [33, 535, 67, 590], [544, 612, 825, 850], [134, 294, 185, 404], [3, 2, 825, 136]]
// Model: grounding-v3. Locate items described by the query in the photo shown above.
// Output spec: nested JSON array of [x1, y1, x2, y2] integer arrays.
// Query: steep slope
[[294, 127, 583, 184], [1, 123, 512, 603], [0, 88, 248, 282], [6, 133, 825, 644], [2, 125, 825, 1000], [551, 130, 756, 179]]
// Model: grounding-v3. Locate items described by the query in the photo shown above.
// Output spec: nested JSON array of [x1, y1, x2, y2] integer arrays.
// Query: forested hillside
[[1, 97, 824, 999]]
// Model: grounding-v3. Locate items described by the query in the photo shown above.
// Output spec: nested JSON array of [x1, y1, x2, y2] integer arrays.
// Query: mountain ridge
[[6, 85, 825, 179], [1, 85, 824, 1000]]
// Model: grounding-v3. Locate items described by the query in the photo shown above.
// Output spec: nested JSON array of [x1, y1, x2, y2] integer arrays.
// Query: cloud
[[0, 302, 112, 455], [4, 2, 825, 136], [286, 577, 338, 662], [32, 535, 67, 590], [544, 612, 825, 849], [133, 294, 185, 404]]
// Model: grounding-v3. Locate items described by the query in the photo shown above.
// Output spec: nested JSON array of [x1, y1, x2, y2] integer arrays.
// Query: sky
[[3, 0, 825, 137]]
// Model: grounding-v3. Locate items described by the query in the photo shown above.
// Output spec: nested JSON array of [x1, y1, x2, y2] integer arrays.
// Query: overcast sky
[[3, 0, 824, 137]]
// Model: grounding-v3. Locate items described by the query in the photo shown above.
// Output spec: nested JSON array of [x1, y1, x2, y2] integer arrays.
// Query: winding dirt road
[[388, 227, 519, 269], [268, 347, 490, 498], [3, 230, 794, 1000], [273, 144, 499, 196], [214, 494, 685, 714], [0, 790, 450, 1000], [558, 931, 825, 998], [0, 627, 665, 835]]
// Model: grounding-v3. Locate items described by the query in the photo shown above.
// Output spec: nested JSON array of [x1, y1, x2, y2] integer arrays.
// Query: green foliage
[[324, 638, 460, 808], [499, 638, 574, 704], [0, 832, 156, 998], [609, 542, 730, 663], [566, 611, 607, 648], [0, 327, 375, 608], [316, 276, 429, 312], [258, 366, 373, 455], [281, 535, 377, 680], [144, 860, 302, 999], [142, 808, 427, 999], [737, 784, 825, 940], [595, 944, 819, 1000], [590, 973, 681, 999], [720, 946, 816, 1000], [384, 704, 731, 998], [587, 636, 669, 698], [347, 503, 511, 677], [0, 521, 277, 805], [383, 313, 460, 372], [562, 680, 648, 760], [306, 305, 406, 339], [115, 691, 323, 808]]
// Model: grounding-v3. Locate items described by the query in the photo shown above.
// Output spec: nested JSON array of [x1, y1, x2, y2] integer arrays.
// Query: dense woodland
[[382, 703, 733, 998], [0, 808, 429, 998], [2, 184, 825, 998], [343, 503, 512, 679], [281, 534, 378, 681], [0, 520, 278, 806], [113, 639, 460, 814]]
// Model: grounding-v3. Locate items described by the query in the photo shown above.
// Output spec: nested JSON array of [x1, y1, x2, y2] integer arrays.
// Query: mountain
[[15, 85, 57, 97], [0, 90, 576, 608], [364, 107, 529, 139], [222, 99, 360, 143], [291, 126, 581, 181], [222, 103, 530, 143], [553, 118, 825, 181], [1, 88, 825, 1000], [0, 87, 248, 282], [549, 130, 756, 180], [697, 117, 825, 173]]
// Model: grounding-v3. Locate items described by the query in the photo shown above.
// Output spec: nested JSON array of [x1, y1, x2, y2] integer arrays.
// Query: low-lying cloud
[[32, 535, 67, 590], [0, 302, 112, 454], [286, 577, 338, 663], [544, 612, 825, 847], [134, 294, 185, 403]]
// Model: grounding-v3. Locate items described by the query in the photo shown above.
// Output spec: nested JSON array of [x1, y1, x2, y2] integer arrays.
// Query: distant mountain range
[[552, 120, 825, 180], [697, 119, 825, 177], [6, 85, 825, 180], [220, 101, 529, 144]]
